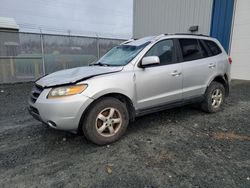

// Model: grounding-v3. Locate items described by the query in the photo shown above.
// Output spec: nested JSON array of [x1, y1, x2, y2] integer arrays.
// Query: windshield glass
[[94, 42, 150, 66]]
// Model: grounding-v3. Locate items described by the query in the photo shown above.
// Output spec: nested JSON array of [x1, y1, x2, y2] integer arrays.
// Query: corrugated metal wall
[[133, 0, 214, 38]]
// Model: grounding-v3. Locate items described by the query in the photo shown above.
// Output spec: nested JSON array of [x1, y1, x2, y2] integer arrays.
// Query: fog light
[[47, 121, 57, 128]]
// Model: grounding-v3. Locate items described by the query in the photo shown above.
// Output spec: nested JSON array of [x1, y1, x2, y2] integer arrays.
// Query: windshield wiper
[[89, 62, 110, 66]]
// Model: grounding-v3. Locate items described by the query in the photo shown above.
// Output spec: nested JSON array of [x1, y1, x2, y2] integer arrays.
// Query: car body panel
[[181, 57, 218, 99], [36, 66, 123, 88], [28, 88, 94, 131], [134, 63, 183, 109], [79, 64, 135, 104]]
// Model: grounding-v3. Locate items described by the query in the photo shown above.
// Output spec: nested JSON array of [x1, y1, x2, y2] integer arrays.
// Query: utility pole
[[96, 33, 100, 59], [40, 28, 46, 76]]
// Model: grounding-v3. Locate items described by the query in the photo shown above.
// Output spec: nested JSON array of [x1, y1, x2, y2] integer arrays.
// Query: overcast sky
[[0, 0, 133, 39]]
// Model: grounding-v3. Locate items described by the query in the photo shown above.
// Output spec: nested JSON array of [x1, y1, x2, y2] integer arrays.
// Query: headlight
[[47, 84, 87, 99]]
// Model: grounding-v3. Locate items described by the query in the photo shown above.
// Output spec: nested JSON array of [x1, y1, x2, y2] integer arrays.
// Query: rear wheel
[[201, 81, 225, 113], [82, 97, 129, 145]]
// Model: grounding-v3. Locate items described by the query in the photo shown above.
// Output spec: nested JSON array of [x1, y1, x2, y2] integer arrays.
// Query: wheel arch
[[207, 74, 230, 96], [78, 92, 136, 133]]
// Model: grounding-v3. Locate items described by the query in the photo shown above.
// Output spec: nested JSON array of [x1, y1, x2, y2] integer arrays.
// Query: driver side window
[[145, 40, 175, 66]]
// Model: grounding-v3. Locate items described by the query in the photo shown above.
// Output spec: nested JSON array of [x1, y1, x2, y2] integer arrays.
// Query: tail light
[[228, 57, 232, 64]]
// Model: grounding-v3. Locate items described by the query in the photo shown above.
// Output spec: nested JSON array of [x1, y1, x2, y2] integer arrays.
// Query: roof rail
[[154, 34, 165, 41], [173, 33, 210, 37], [120, 38, 135, 45]]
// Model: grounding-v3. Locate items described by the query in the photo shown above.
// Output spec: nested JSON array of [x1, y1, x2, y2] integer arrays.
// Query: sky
[[0, 0, 133, 39]]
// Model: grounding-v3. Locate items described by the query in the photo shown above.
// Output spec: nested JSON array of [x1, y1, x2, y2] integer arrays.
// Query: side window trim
[[197, 39, 210, 59], [174, 38, 184, 63], [196, 39, 205, 59], [199, 39, 213, 57]]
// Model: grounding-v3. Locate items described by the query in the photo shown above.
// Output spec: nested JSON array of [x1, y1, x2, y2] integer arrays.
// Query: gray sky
[[0, 0, 133, 39]]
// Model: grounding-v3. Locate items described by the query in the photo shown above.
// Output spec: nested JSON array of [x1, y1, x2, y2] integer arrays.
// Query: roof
[[0, 17, 19, 30], [123, 33, 214, 46]]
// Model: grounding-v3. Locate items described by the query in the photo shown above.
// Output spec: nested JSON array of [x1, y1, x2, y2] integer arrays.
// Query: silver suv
[[28, 34, 231, 145]]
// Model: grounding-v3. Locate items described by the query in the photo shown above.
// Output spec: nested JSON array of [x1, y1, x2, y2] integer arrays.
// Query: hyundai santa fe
[[28, 34, 231, 145]]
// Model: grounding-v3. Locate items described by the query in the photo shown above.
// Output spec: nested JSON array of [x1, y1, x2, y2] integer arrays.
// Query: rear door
[[134, 39, 183, 110], [178, 38, 217, 99]]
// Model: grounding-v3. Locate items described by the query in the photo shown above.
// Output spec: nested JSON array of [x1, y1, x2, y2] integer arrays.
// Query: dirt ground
[[0, 80, 249, 188]]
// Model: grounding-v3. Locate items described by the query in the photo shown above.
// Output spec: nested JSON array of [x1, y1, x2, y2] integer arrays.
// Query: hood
[[36, 66, 123, 87]]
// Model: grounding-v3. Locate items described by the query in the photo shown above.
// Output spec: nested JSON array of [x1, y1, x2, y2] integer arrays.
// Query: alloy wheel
[[211, 88, 223, 108], [95, 107, 122, 137]]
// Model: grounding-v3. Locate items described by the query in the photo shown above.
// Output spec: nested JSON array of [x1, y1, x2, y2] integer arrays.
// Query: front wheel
[[201, 81, 225, 113], [82, 97, 129, 145]]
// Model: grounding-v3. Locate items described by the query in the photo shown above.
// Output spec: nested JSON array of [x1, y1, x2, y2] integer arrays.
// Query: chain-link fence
[[0, 31, 125, 83]]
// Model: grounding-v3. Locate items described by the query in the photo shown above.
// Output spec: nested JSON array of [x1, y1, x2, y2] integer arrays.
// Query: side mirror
[[141, 56, 160, 67]]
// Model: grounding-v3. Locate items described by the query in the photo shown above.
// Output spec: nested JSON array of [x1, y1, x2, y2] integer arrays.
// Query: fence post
[[40, 32, 46, 75], [96, 33, 100, 59]]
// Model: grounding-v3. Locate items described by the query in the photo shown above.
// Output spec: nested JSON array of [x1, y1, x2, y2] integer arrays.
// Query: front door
[[134, 39, 183, 110]]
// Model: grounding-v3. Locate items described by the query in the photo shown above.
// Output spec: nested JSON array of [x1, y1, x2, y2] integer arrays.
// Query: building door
[[210, 0, 235, 52]]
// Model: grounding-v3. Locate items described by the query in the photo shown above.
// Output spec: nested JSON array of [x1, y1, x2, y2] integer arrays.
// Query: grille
[[30, 85, 44, 103], [29, 106, 39, 115]]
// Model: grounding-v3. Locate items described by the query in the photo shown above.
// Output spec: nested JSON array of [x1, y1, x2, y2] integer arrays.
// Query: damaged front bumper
[[28, 86, 94, 131]]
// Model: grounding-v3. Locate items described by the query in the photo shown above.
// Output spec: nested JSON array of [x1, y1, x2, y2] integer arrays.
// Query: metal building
[[133, 0, 214, 37], [133, 0, 250, 80], [0, 17, 19, 31]]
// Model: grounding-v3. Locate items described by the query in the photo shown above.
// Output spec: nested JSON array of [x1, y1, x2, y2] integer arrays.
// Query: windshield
[[93, 42, 150, 66]]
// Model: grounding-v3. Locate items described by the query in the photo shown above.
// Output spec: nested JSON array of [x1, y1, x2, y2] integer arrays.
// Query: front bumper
[[28, 88, 94, 131]]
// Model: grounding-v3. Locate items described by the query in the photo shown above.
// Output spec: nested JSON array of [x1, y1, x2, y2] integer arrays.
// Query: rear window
[[203, 40, 222, 56], [179, 39, 202, 61]]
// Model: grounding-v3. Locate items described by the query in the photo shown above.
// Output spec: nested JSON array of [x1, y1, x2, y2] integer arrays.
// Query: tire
[[82, 97, 129, 145], [201, 81, 225, 113]]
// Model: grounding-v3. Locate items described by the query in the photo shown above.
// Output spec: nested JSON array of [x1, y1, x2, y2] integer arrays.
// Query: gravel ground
[[0, 80, 250, 188]]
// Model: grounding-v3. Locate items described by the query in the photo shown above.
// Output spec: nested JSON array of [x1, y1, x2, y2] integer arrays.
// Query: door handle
[[171, 70, 182, 76], [208, 63, 216, 68]]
